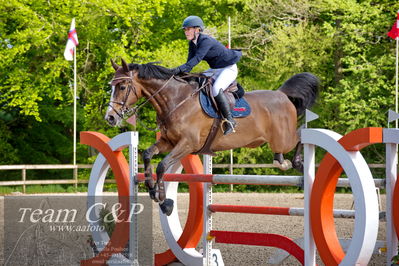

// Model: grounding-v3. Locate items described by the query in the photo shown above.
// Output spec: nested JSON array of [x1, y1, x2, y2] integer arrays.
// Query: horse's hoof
[[159, 199, 174, 216], [292, 160, 304, 173], [148, 188, 157, 201]]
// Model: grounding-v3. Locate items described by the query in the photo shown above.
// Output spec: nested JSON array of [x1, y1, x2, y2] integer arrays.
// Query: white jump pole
[[303, 141, 316, 266], [303, 110, 318, 266], [202, 154, 224, 266], [384, 126, 399, 265], [203, 154, 213, 265]]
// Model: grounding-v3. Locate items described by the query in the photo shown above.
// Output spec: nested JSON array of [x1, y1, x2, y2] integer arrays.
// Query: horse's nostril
[[106, 115, 116, 125]]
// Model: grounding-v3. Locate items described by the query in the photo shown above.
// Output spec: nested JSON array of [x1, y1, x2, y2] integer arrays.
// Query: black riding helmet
[[182, 15, 204, 31]]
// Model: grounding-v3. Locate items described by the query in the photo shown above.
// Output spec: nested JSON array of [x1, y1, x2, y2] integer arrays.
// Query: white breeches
[[203, 64, 238, 97]]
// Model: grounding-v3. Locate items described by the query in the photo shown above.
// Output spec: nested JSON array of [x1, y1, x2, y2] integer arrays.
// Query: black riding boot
[[214, 90, 237, 135]]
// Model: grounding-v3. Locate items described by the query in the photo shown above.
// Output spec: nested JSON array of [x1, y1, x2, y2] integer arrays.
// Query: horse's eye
[[120, 85, 126, 90]]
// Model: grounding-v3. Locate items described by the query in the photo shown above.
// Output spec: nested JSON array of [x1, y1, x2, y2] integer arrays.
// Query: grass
[[0, 184, 88, 194]]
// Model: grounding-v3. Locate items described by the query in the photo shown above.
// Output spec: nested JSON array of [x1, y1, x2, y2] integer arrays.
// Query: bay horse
[[105, 59, 319, 216]]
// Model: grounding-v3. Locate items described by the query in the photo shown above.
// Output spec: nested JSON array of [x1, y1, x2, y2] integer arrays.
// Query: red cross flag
[[64, 18, 78, 61], [388, 11, 399, 40]]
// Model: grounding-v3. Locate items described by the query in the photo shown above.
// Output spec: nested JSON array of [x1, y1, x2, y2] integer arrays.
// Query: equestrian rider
[[172, 15, 242, 135]]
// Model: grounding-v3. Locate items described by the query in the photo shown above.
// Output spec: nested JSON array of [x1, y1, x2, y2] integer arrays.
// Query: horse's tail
[[278, 72, 319, 117]]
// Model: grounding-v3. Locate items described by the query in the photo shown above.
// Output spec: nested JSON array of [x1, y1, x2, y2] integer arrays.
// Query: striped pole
[[208, 204, 385, 220], [136, 173, 385, 188]]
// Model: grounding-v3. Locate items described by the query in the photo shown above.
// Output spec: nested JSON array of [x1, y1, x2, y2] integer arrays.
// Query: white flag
[[64, 18, 78, 61], [388, 109, 399, 123], [305, 109, 319, 123]]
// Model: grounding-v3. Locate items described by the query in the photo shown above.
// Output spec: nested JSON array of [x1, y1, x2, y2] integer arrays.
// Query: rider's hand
[[171, 67, 182, 75]]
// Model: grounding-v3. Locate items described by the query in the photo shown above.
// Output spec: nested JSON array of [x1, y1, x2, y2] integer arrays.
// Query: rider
[[172, 15, 242, 135]]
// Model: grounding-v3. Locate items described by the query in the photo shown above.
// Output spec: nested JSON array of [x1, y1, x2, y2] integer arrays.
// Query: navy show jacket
[[178, 33, 242, 73]]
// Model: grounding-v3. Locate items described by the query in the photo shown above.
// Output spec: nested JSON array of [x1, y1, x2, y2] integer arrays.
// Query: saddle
[[197, 77, 250, 118], [192, 76, 251, 155]]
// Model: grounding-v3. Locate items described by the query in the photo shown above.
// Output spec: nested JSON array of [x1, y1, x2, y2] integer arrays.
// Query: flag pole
[[396, 36, 398, 129], [228, 16, 234, 192], [388, 13, 399, 265], [73, 45, 77, 165], [64, 18, 78, 166], [228, 16, 231, 49]]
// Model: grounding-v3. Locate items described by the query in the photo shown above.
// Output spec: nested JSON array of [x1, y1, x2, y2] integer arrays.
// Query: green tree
[[1, 0, 399, 177], [314, 0, 398, 133], [213, 0, 399, 170]]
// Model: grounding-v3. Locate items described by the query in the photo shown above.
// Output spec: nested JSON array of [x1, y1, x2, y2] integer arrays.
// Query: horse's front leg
[[154, 141, 192, 216], [142, 138, 172, 200]]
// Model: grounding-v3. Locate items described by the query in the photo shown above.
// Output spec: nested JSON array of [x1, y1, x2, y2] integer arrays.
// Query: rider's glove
[[171, 67, 182, 75]]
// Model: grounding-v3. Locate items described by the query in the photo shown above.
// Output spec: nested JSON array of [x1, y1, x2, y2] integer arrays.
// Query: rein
[[161, 77, 211, 122], [131, 75, 175, 116]]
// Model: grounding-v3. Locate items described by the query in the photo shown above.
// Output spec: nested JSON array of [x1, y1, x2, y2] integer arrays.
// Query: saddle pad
[[199, 90, 251, 118]]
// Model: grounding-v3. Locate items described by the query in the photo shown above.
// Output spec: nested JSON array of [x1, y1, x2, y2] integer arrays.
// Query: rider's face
[[183, 27, 199, 41]]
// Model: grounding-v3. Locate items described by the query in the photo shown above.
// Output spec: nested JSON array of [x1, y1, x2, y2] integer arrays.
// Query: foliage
[[225, 0, 399, 168], [1, 0, 399, 180], [393, 253, 399, 265]]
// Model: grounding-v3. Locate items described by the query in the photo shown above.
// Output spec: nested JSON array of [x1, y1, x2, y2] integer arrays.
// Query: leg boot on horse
[[142, 139, 175, 216], [154, 155, 178, 216], [214, 90, 236, 135]]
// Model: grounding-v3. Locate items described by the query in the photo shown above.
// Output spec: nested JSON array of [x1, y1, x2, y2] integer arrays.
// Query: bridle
[[108, 70, 210, 130], [108, 75, 138, 119], [108, 71, 176, 128]]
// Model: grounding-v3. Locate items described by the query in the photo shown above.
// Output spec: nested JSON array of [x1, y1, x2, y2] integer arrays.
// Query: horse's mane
[[128, 62, 199, 82], [128, 63, 175, 80]]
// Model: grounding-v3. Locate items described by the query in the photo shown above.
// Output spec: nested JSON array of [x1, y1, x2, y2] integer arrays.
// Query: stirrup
[[221, 119, 236, 134]]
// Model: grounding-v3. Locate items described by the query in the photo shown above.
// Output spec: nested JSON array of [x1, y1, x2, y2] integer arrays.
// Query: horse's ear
[[121, 58, 129, 73], [110, 59, 119, 71]]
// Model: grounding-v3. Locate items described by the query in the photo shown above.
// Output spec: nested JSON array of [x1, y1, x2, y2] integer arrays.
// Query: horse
[[105, 59, 319, 216]]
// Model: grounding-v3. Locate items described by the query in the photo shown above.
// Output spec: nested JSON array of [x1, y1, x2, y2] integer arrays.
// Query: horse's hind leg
[[142, 139, 172, 200], [291, 142, 304, 173], [272, 142, 303, 172], [273, 153, 292, 171]]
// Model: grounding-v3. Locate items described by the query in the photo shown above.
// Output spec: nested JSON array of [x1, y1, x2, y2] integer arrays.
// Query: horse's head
[[105, 58, 142, 126]]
